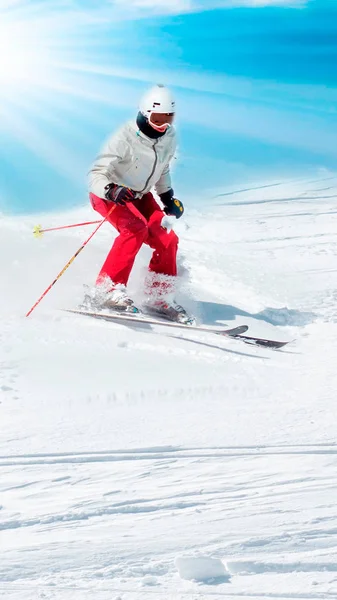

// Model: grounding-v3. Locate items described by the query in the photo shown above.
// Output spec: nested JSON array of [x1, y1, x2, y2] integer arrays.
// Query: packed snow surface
[[1, 175, 337, 600]]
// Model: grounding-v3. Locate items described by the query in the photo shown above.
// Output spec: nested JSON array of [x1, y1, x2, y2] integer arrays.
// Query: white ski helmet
[[139, 84, 175, 117]]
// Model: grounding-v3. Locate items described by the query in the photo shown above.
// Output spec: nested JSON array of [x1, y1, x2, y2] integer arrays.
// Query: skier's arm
[[155, 134, 177, 197], [155, 161, 173, 197], [88, 132, 128, 199], [155, 136, 183, 218]]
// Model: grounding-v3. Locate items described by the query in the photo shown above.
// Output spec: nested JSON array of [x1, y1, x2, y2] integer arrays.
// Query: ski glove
[[160, 189, 184, 219], [105, 183, 136, 206]]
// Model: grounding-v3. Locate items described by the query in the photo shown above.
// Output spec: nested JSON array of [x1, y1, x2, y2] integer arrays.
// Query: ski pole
[[33, 220, 101, 238], [26, 205, 116, 317]]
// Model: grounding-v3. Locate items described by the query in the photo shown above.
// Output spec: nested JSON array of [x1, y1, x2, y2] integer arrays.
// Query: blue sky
[[0, 0, 336, 213]]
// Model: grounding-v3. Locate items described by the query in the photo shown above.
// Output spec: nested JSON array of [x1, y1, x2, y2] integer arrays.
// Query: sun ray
[[0, 1, 131, 186]]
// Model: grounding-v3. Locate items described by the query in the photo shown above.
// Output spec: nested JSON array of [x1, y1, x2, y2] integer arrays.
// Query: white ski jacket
[[89, 120, 177, 199]]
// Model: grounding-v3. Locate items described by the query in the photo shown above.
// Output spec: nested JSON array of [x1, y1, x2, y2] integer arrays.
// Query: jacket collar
[[128, 117, 175, 147]]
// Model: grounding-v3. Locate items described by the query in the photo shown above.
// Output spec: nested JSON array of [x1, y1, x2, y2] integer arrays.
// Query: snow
[[1, 175, 337, 599], [175, 556, 230, 582]]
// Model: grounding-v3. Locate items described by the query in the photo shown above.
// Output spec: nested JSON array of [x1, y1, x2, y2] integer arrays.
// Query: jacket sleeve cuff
[[159, 189, 174, 205], [89, 176, 111, 200]]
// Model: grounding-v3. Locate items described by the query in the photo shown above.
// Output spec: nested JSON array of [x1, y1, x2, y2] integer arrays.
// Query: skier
[[88, 84, 193, 324]]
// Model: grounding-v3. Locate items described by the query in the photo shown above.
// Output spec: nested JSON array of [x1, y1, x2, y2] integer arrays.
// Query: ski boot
[[143, 299, 195, 325], [82, 284, 139, 313]]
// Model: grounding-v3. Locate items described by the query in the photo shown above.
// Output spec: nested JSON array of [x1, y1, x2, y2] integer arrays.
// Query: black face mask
[[136, 112, 167, 140]]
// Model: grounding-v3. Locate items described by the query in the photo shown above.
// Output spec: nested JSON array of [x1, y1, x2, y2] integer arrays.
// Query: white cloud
[[220, 0, 307, 6], [44, 0, 307, 23], [113, 0, 193, 10], [109, 0, 307, 14]]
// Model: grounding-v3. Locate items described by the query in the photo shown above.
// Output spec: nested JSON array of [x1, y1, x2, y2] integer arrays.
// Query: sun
[[0, 12, 52, 90], [0, 1, 146, 187], [0, 1, 112, 178], [0, 2, 111, 111]]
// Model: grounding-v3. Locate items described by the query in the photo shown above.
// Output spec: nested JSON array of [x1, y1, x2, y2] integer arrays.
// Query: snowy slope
[[1, 175, 337, 600]]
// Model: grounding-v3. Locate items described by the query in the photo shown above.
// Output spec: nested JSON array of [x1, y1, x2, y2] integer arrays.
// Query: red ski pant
[[90, 192, 178, 287]]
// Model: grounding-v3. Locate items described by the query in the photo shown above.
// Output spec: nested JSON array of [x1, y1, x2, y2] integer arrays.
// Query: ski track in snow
[[1, 449, 337, 597], [1, 176, 337, 599]]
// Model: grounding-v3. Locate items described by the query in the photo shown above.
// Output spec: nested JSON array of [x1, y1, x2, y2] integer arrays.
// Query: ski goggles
[[149, 112, 175, 132]]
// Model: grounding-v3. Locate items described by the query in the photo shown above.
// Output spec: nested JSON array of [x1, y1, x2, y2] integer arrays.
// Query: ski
[[232, 334, 290, 349], [63, 309, 290, 349], [63, 308, 248, 337]]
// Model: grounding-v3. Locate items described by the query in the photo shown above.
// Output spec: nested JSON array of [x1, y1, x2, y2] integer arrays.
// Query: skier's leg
[[90, 193, 148, 286], [134, 193, 179, 277], [135, 193, 194, 323], [148, 228, 178, 277]]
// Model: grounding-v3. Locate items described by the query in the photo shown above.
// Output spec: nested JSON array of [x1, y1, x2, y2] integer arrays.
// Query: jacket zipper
[[140, 139, 159, 194]]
